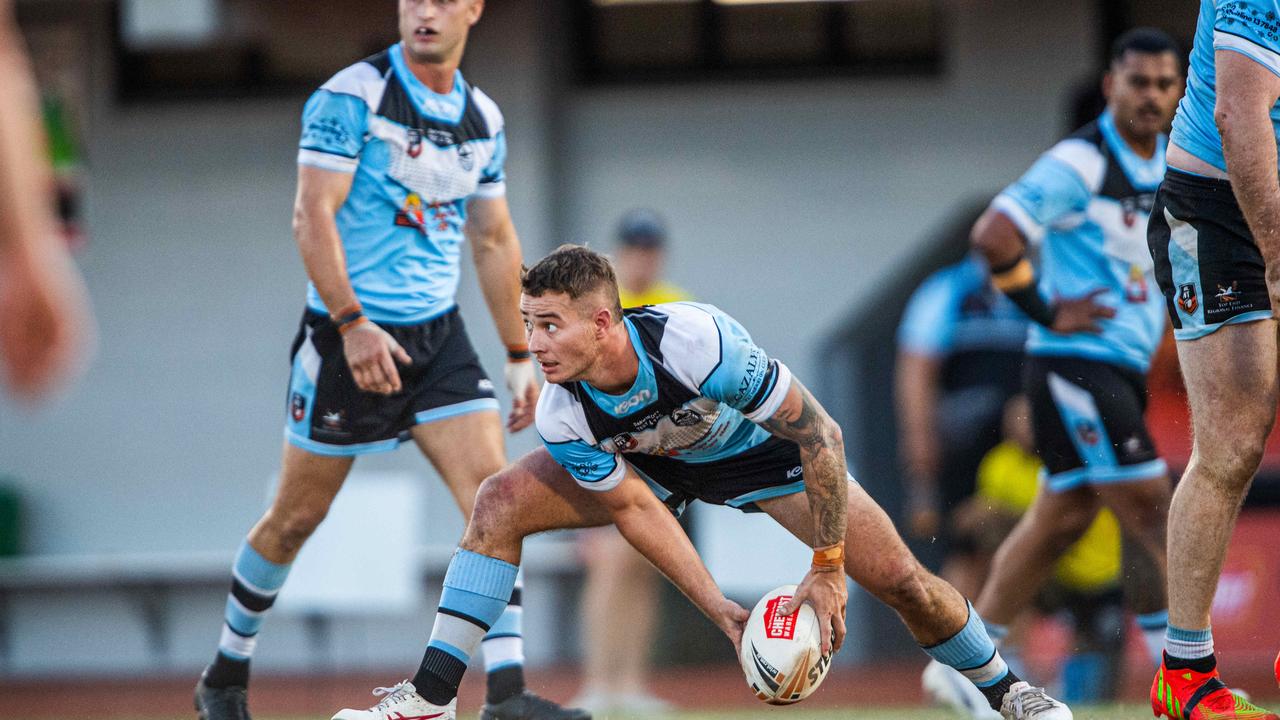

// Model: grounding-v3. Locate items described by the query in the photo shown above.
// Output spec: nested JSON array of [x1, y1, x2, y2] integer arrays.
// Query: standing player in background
[[0, 0, 92, 402], [945, 28, 1184, 715], [571, 209, 690, 714], [1146, 1, 1280, 717], [193, 3, 583, 720], [897, 256, 1027, 718], [334, 245, 1073, 720]]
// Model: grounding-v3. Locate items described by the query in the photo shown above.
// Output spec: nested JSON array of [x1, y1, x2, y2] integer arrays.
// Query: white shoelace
[[371, 681, 417, 710], [1012, 686, 1059, 716]]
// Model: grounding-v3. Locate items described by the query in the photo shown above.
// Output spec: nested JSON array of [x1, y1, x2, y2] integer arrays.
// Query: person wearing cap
[[570, 210, 691, 714]]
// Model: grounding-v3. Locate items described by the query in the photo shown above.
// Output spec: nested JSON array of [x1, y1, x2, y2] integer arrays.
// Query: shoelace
[[372, 681, 416, 710], [1013, 686, 1059, 716]]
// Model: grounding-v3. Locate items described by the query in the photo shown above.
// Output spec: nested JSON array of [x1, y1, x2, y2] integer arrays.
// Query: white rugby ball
[[739, 584, 832, 705]]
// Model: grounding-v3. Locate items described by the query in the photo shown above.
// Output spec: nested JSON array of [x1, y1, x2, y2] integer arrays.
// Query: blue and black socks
[[923, 603, 1019, 710], [205, 541, 291, 689]]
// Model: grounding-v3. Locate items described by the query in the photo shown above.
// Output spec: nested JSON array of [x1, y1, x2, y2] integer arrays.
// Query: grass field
[[126, 706, 1169, 720]]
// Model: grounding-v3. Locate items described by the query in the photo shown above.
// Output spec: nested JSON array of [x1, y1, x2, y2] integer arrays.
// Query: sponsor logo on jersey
[[395, 193, 427, 229], [322, 410, 344, 431], [614, 389, 653, 414], [1216, 282, 1239, 304], [670, 407, 702, 427], [427, 128, 455, 146], [572, 461, 600, 477], [407, 128, 424, 158], [786, 465, 803, 479], [1177, 283, 1198, 314], [1125, 264, 1147, 303], [764, 595, 797, 640], [290, 392, 306, 422], [457, 143, 475, 171], [478, 378, 495, 393], [611, 432, 639, 452]]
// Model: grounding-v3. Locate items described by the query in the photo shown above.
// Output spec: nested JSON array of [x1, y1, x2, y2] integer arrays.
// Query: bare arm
[[0, 7, 92, 399], [292, 165, 409, 394], [970, 207, 1027, 272], [1215, 50, 1280, 271], [466, 195, 538, 431], [895, 350, 943, 537], [598, 469, 749, 648], [758, 377, 849, 653]]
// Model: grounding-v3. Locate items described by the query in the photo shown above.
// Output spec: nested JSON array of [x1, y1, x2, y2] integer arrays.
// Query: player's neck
[[400, 45, 461, 94], [1114, 120, 1157, 159], [586, 322, 640, 395]]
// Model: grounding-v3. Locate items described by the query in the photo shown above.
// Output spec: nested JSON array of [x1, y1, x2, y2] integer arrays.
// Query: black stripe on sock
[[230, 579, 276, 613], [979, 669, 1019, 711], [413, 648, 468, 706], [223, 623, 256, 639], [1164, 652, 1217, 674], [508, 587, 522, 607], [482, 633, 522, 640], [439, 606, 491, 631], [486, 664, 525, 705]]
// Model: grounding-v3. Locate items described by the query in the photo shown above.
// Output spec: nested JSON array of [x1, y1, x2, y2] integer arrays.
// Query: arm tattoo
[[761, 379, 848, 547]]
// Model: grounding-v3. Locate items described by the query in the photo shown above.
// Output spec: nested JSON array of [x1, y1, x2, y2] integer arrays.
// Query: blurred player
[[333, 245, 1072, 720], [896, 255, 1027, 593], [1146, 1, 1280, 717], [960, 30, 1182, 706], [0, 0, 92, 402], [193, 3, 583, 720], [571, 210, 690, 714]]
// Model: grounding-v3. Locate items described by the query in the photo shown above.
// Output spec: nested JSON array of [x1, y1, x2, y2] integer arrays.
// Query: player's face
[[521, 291, 605, 385], [399, 0, 483, 65], [1106, 51, 1182, 139]]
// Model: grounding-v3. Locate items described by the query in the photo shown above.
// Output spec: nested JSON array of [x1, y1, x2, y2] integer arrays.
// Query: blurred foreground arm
[[0, 7, 92, 401]]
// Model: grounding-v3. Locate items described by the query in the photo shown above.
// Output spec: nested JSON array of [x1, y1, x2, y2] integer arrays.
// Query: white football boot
[[332, 680, 455, 720], [921, 659, 1002, 719], [1000, 681, 1072, 720]]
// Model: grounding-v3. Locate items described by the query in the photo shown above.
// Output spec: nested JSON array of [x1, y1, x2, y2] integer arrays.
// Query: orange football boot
[[1152, 658, 1278, 719]]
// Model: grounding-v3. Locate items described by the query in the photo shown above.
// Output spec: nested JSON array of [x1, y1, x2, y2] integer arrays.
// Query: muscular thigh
[[1177, 320, 1278, 458], [409, 410, 505, 519]]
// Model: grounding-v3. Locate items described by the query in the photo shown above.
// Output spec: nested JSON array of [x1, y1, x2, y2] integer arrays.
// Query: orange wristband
[[338, 316, 369, 335], [506, 343, 531, 361], [811, 542, 845, 573]]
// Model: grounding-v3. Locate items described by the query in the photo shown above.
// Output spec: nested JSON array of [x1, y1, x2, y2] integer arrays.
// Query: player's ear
[[1102, 69, 1115, 101], [592, 306, 613, 336], [469, 0, 484, 24]]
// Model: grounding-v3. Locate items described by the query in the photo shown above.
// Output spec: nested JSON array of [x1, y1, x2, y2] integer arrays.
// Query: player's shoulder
[[535, 381, 591, 443], [1041, 119, 1107, 191], [466, 82, 505, 134], [628, 302, 750, 388], [318, 49, 394, 107]]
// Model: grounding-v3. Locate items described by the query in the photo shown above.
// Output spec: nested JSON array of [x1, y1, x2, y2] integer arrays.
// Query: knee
[[260, 503, 329, 556], [462, 470, 527, 550], [867, 560, 935, 614]]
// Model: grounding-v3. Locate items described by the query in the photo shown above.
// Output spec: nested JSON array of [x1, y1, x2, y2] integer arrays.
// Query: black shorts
[[625, 436, 818, 514], [284, 308, 497, 455], [1149, 168, 1273, 339], [1025, 355, 1166, 493]]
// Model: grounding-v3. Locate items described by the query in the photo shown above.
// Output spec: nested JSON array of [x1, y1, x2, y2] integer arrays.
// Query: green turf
[[127, 706, 1166, 720]]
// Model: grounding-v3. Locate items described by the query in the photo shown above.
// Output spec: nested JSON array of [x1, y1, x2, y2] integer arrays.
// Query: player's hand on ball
[[1050, 288, 1116, 334], [504, 357, 538, 432], [711, 596, 751, 652], [342, 322, 411, 395], [780, 568, 847, 655]]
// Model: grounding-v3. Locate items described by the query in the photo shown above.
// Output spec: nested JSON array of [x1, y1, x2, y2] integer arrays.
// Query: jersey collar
[[388, 42, 468, 124], [579, 317, 658, 417]]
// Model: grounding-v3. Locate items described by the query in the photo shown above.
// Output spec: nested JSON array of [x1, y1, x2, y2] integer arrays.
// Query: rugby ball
[[739, 584, 832, 705]]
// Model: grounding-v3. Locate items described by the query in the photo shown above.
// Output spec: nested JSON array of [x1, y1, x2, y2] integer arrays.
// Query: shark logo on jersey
[[670, 407, 702, 427], [598, 397, 723, 456], [1177, 283, 1198, 314]]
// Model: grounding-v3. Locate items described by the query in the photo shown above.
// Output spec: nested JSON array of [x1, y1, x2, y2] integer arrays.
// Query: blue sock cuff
[[444, 550, 518, 600], [1167, 624, 1212, 643], [922, 603, 996, 670], [1138, 610, 1170, 631], [234, 541, 290, 591]]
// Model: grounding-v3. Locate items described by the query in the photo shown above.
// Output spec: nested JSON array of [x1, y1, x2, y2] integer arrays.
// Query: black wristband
[[334, 309, 364, 327], [1004, 285, 1057, 327], [507, 349, 532, 361]]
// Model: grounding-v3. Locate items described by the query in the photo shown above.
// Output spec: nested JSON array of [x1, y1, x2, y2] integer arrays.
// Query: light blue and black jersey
[[536, 302, 808, 512], [897, 256, 1028, 393], [297, 43, 507, 323], [992, 111, 1167, 373], [1173, 0, 1280, 172]]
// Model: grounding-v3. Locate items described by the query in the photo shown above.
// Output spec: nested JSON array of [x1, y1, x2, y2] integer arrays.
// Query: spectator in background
[[895, 254, 1028, 717], [571, 210, 690, 715], [0, 1, 92, 402]]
